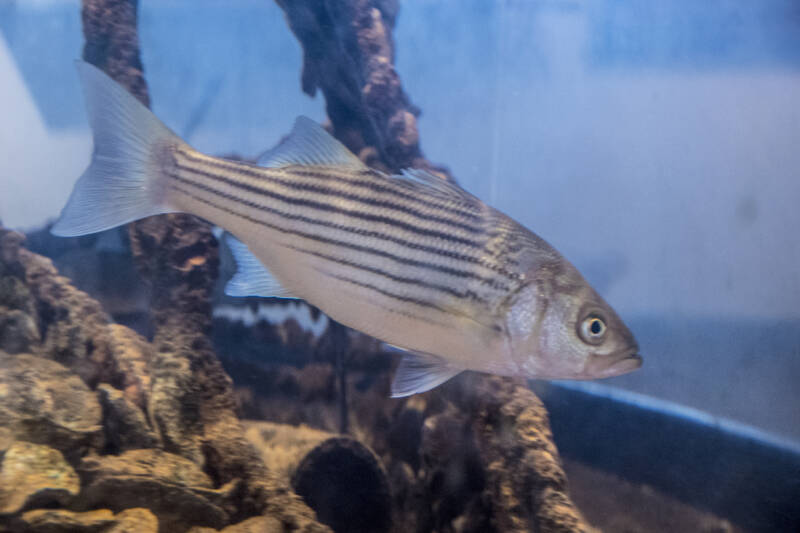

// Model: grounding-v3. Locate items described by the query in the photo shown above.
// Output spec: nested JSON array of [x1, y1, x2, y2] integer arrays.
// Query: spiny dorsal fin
[[257, 116, 366, 169], [391, 350, 463, 398], [396, 168, 478, 203], [257, 117, 478, 208], [225, 235, 298, 299]]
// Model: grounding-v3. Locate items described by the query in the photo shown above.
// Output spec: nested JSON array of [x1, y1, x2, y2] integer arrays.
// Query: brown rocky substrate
[[0, 226, 596, 532], [0, 227, 329, 533]]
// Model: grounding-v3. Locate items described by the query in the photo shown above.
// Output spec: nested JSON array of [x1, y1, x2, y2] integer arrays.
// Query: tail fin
[[51, 61, 179, 237]]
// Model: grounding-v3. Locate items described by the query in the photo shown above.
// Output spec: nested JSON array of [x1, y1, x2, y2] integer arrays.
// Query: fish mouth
[[586, 348, 642, 378], [603, 353, 643, 377]]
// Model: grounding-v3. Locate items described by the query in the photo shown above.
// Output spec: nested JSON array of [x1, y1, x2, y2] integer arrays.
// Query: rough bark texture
[[464, 376, 600, 533], [274, 0, 452, 180], [82, 0, 231, 474], [18, 508, 159, 533], [81, 0, 149, 108]]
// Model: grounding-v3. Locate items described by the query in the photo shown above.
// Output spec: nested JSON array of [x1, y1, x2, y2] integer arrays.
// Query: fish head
[[506, 261, 641, 380]]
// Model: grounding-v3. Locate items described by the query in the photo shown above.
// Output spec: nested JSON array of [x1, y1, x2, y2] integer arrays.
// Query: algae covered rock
[[244, 421, 392, 533], [0, 441, 80, 515], [187, 515, 284, 533], [19, 507, 158, 533], [465, 376, 600, 533], [0, 353, 103, 460], [0, 309, 39, 354], [105, 324, 154, 409], [96, 384, 160, 453], [76, 449, 229, 531], [0, 217, 330, 531]]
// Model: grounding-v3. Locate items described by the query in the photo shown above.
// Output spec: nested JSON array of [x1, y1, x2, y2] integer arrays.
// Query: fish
[[52, 61, 642, 397]]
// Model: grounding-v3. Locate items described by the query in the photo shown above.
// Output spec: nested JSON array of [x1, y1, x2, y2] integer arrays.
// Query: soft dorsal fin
[[396, 168, 477, 203], [257, 116, 367, 170], [391, 350, 463, 398], [224, 235, 298, 299]]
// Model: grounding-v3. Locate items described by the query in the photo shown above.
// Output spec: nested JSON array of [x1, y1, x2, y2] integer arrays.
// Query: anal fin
[[391, 350, 462, 398]]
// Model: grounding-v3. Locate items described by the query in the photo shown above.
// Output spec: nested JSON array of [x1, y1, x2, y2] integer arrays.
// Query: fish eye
[[578, 315, 607, 345]]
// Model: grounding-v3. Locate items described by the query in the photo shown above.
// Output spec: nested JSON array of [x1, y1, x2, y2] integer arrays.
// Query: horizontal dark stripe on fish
[[173, 161, 484, 249], [284, 243, 489, 305], [314, 268, 455, 329], [177, 148, 483, 224], [166, 178, 514, 290], [183, 155, 485, 235], [285, 168, 481, 224], [318, 269, 455, 316], [169, 167, 517, 285]]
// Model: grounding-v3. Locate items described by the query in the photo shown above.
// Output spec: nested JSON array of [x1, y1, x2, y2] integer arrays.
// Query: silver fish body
[[53, 61, 641, 396]]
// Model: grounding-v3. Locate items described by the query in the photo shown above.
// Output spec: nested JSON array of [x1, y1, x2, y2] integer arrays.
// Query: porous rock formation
[[0, 227, 328, 532], [228, 338, 598, 533]]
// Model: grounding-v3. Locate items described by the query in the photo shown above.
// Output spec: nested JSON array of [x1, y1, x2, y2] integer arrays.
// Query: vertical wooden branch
[[275, 0, 453, 181], [81, 0, 149, 107]]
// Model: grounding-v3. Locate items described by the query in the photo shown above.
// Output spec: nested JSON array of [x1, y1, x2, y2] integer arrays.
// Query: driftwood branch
[[275, 0, 454, 181]]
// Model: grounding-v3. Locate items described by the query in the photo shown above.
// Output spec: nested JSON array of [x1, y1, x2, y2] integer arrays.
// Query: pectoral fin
[[225, 235, 298, 299], [391, 351, 463, 398]]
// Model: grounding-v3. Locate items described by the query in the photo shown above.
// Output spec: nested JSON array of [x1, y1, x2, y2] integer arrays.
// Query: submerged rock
[[245, 421, 391, 533], [0, 226, 141, 392], [19, 508, 158, 533], [187, 515, 284, 533], [0, 441, 80, 515], [0, 353, 103, 461], [105, 324, 154, 409], [0, 226, 330, 532], [96, 384, 160, 453], [75, 449, 229, 531]]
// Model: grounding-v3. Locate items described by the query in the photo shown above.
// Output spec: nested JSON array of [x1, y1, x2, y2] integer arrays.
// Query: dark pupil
[[590, 319, 603, 335]]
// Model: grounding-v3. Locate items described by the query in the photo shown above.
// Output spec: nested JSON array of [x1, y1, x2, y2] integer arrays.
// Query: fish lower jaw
[[583, 353, 643, 379]]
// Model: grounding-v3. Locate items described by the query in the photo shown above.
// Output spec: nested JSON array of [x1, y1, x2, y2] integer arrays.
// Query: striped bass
[[52, 61, 641, 397]]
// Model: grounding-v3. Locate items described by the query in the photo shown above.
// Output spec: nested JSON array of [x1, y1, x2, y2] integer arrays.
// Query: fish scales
[[165, 176, 499, 306], [165, 175, 511, 365], [170, 150, 531, 291], [167, 176, 506, 289], [180, 151, 485, 224], [166, 148, 518, 319], [168, 181, 465, 336], [186, 156, 487, 234], [174, 149, 492, 250]]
